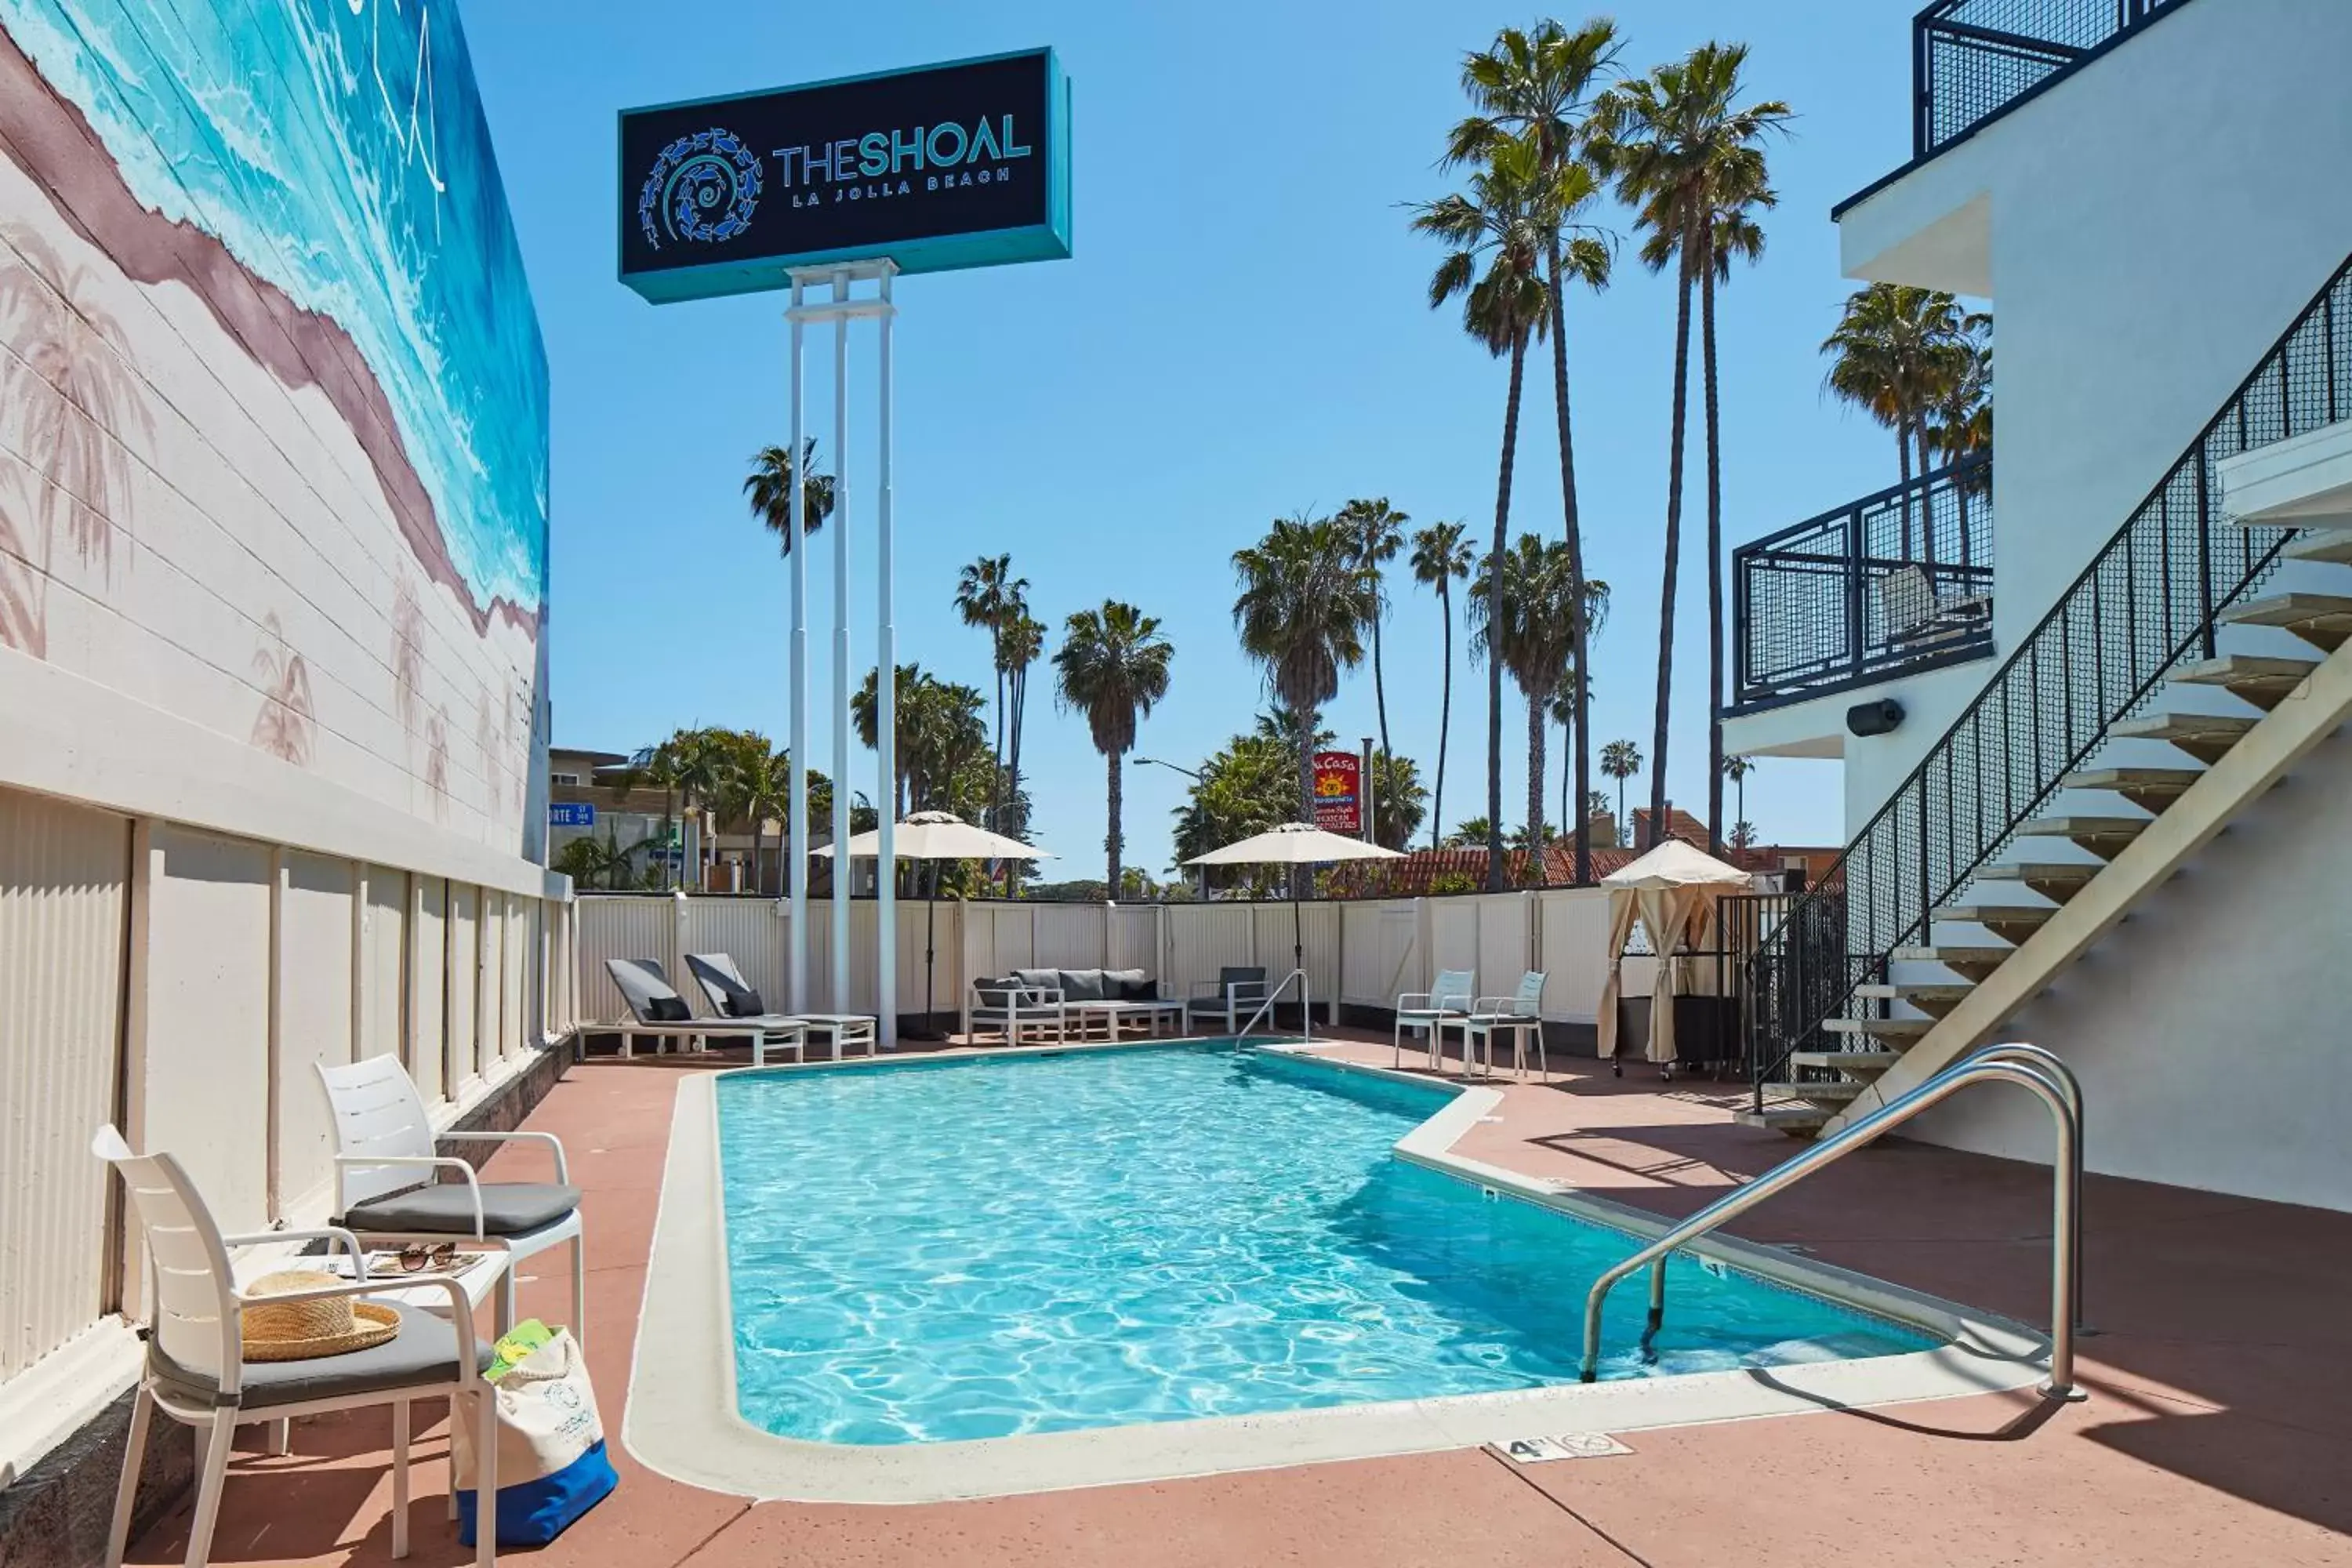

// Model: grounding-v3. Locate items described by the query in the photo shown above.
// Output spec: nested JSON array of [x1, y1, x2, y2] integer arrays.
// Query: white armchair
[[1394, 968, 1476, 1071], [1461, 971, 1550, 1082]]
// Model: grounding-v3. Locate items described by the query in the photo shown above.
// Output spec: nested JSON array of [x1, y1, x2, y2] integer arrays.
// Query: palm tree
[[1599, 738, 1642, 843], [1468, 536, 1608, 851], [249, 613, 314, 766], [742, 439, 838, 554], [1231, 514, 1377, 893], [1000, 608, 1045, 856], [1822, 284, 1986, 557], [667, 728, 736, 887], [1409, 521, 1473, 850], [1053, 601, 1174, 894], [1595, 42, 1789, 855], [1722, 752, 1754, 844], [953, 553, 1027, 830], [1334, 498, 1409, 765], [1413, 131, 1555, 888], [1926, 339, 1994, 565], [1450, 17, 1620, 886], [728, 739, 792, 893]]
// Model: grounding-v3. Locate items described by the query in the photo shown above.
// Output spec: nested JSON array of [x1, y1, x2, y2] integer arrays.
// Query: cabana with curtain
[[1596, 840, 1752, 1077]]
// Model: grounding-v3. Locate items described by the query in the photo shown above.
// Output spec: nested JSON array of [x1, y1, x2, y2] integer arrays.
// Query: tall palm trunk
[[1918, 423, 1939, 562], [1371, 614, 1391, 771], [1896, 417, 1915, 560], [1104, 747, 1123, 895], [1007, 666, 1026, 898], [1432, 582, 1453, 851], [1525, 691, 1547, 862], [1649, 246, 1695, 853], [1294, 706, 1316, 902], [989, 662, 1005, 832], [1486, 328, 1530, 891], [1559, 711, 1571, 846], [1548, 244, 1595, 886], [1701, 237, 1726, 857]]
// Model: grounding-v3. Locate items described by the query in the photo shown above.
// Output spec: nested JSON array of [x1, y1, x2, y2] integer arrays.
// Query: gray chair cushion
[[342, 1181, 580, 1237], [1218, 966, 1266, 989], [1058, 969, 1106, 1001], [1011, 967, 1060, 992], [151, 1305, 492, 1410], [1102, 968, 1153, 1001]]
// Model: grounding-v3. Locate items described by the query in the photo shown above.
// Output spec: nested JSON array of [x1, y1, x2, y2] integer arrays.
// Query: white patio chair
[[92, 1125, 495, 1568], [1461, 971, 1550, 1083], [1185, 967, 1269, 1033], [318, 1055, 586, 1346], [1393, 968, 1475, 1071]]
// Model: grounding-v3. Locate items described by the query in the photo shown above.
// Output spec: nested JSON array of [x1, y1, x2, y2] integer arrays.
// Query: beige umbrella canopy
[[1185, 822, 1402, 981], [1597, 840, 1752, 1068], [815, 811, 1055, 1035]]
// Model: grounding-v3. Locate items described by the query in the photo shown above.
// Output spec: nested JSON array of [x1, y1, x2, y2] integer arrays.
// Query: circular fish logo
[[637, 127, 762, 249]]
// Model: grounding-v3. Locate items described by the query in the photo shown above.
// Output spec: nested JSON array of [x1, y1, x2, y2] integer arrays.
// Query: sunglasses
[[394, 1241, 459, 1274]]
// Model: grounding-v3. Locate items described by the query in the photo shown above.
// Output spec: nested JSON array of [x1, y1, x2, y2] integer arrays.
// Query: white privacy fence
[[574, 888, 1639, 1033]]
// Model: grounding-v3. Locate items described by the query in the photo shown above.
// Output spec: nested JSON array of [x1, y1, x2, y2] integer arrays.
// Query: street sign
[[548, 802, 596, 828], [619, 48, 1073, 303], [1312, 751, 1362, 835]]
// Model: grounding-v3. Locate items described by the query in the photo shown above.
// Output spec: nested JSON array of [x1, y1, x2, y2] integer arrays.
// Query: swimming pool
[[713, 1045, 1933, 1446]]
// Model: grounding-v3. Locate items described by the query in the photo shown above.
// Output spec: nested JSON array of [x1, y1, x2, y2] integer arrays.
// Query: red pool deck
[[126, 1035, 2352, 1566]]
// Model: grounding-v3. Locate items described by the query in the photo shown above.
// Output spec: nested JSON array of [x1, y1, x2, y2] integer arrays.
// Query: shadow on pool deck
[[122, 1029, 2352, 1567]]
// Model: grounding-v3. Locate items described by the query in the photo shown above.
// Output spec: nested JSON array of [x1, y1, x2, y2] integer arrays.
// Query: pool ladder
[[1235, 968, 1313, 1043], [1579, 1042, 2087, 1400]]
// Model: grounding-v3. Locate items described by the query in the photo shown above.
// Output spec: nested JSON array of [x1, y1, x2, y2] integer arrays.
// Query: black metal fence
[[1731, 456, 1994, 713], [1746, 255, 2352, 1097], [1915, 0, 2187, 157]]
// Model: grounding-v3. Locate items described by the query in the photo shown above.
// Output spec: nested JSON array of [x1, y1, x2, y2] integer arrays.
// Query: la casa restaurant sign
[[619, 48, 1073, 302]]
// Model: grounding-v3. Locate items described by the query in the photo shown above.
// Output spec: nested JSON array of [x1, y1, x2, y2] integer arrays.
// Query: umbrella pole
[[1293, 893, 1306, 1040], [924, 887, 937, 1036]]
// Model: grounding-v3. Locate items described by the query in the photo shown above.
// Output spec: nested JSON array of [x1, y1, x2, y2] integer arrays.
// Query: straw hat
[[241, 1270, 399, 1362]]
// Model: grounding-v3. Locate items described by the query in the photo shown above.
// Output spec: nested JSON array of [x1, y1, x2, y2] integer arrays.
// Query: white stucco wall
[[1912, 724, 2352, 1211]]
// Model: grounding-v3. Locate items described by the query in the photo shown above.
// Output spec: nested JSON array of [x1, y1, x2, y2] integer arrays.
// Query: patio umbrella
[[1185, 822, 1402, 1016], [815, 811, 1055, 1035]]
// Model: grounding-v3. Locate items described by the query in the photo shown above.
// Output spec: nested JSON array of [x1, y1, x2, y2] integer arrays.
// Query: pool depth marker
[[620, 51, 1073, 1042]]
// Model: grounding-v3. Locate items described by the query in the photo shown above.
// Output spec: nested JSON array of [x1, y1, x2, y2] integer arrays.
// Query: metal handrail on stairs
[[1236, 968, 1312, 1042], [1579, 1044, 2085, 1400]]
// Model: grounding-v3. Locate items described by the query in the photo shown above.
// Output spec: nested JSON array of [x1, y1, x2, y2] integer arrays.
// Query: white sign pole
[[786, 277, 810, 1011], [829, 268, 853, 1049], [874, 263, 899, 1049]]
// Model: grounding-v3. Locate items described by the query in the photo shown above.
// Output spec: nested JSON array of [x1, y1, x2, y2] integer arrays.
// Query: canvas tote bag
[[453, 1323, 619, 1546]]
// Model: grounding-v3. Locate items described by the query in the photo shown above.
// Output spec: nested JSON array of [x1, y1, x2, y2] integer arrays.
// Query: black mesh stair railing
[[1915, 0, 2190, 157], [1747, 254, 2352, 1107]]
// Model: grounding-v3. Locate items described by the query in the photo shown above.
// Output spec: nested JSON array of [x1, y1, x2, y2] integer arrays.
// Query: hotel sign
[[619, 49, 1073, 303], [1312, 751, 1362, 837]]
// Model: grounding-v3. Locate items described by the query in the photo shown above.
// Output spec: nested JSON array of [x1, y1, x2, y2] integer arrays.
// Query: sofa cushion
[[1058, 969, 1106, 1002], [1103, 968, 1155, 1001], [1012, 967, 1061, 993]]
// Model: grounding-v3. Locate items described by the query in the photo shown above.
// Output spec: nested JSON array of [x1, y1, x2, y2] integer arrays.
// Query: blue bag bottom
[[457, 1439, 619, 1547]]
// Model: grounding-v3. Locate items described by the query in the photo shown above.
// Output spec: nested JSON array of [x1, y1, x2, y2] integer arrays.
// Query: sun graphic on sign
[[637, 128, 764, 249]]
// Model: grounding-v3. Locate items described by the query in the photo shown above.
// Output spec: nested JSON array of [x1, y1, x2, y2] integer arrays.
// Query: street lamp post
[[1134, 757, 1206, 898]]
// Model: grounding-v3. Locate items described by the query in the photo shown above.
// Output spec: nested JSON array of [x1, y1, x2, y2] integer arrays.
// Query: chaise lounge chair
[[602, 957, 809, 1066], [684, 952, 877, 1059]]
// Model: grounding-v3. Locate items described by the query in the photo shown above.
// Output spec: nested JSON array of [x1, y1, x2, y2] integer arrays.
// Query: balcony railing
[[1915, 0, 2188, 157], [1730, 456, 1994, 714]]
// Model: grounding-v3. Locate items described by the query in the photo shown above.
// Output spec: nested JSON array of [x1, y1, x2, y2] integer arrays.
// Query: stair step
[[2220, 591, 2352, 652], [1893, 945, 2015, 982], [1788, 1079, 1869, 1111], [1823, 1015, 1934, 1042], [2060, 765, 2205, 811], [1788, 1050, 1906, 1075], [2173, 652, 2319, 710], [1853, 982, 1975, 1017], [2109, 710, 2258, 764], [1936, 903, 2060, 942], [1973, 862, 2103, 904], [1736, 1105, 1830, 1139], [2284, 531, 2352, 567], [2017, 814, 2154, 859]]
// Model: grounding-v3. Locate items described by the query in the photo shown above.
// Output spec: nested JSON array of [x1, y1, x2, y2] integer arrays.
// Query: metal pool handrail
[[1577, 1044, 2085, 1399], [1236, 968, 1311, 1042]]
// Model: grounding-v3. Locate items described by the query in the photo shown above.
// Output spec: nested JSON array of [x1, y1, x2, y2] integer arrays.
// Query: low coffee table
[[1065, 999, 1187, 1040]]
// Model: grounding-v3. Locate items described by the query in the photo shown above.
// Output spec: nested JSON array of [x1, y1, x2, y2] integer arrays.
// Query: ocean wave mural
[[0, 0, 550, 851]]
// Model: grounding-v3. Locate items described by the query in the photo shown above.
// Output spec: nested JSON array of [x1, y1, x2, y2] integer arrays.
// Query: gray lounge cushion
[[1011, 967, 1061, 993], [341, 1181, 580, 1237], [1058, 968, 1106, 1001], [150, 1304, 492, 1410], [1102, 968, 1154, 1001], [644, 996, 691, 1022]]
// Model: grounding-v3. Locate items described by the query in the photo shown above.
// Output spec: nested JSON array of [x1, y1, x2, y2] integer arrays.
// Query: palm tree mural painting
[[0, 226, 155, 652], [391, 574, 426, 736], [250, 612, 314, 765], [426, 706, 452, 822]]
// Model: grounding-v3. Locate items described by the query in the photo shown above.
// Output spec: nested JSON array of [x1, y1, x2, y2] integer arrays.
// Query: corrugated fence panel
[[412, 877, 448, 1105], [447, 884, 481, 1084], [1029, 904, 1103, 971], [1536, 887, 1613, 1023], [573, 896, 676, 1021], [275, 854, 355, 1221], [1475, 895, 1533, 1004], [1430, 898, 1481, 978], [1341, 900, 1421, 1007], [365, 867, 406, 1062], [1166, 903, 1256, 1001], [0, 789, 129, 1380], [1106, 906, 1157, 975]]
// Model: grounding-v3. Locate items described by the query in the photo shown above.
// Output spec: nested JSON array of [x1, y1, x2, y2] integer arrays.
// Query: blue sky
[[458, 0, 1923, 878]]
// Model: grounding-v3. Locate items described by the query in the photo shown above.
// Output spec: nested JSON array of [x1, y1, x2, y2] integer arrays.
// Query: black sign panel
[[619, 49, 1071, 301]]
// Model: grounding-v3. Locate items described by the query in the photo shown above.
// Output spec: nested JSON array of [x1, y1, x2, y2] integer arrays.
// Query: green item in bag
[[485, 1318, 556, 1383]]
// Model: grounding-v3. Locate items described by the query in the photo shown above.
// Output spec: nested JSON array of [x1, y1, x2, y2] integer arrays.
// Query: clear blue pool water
[[716, 1046, 1933, 1445]]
